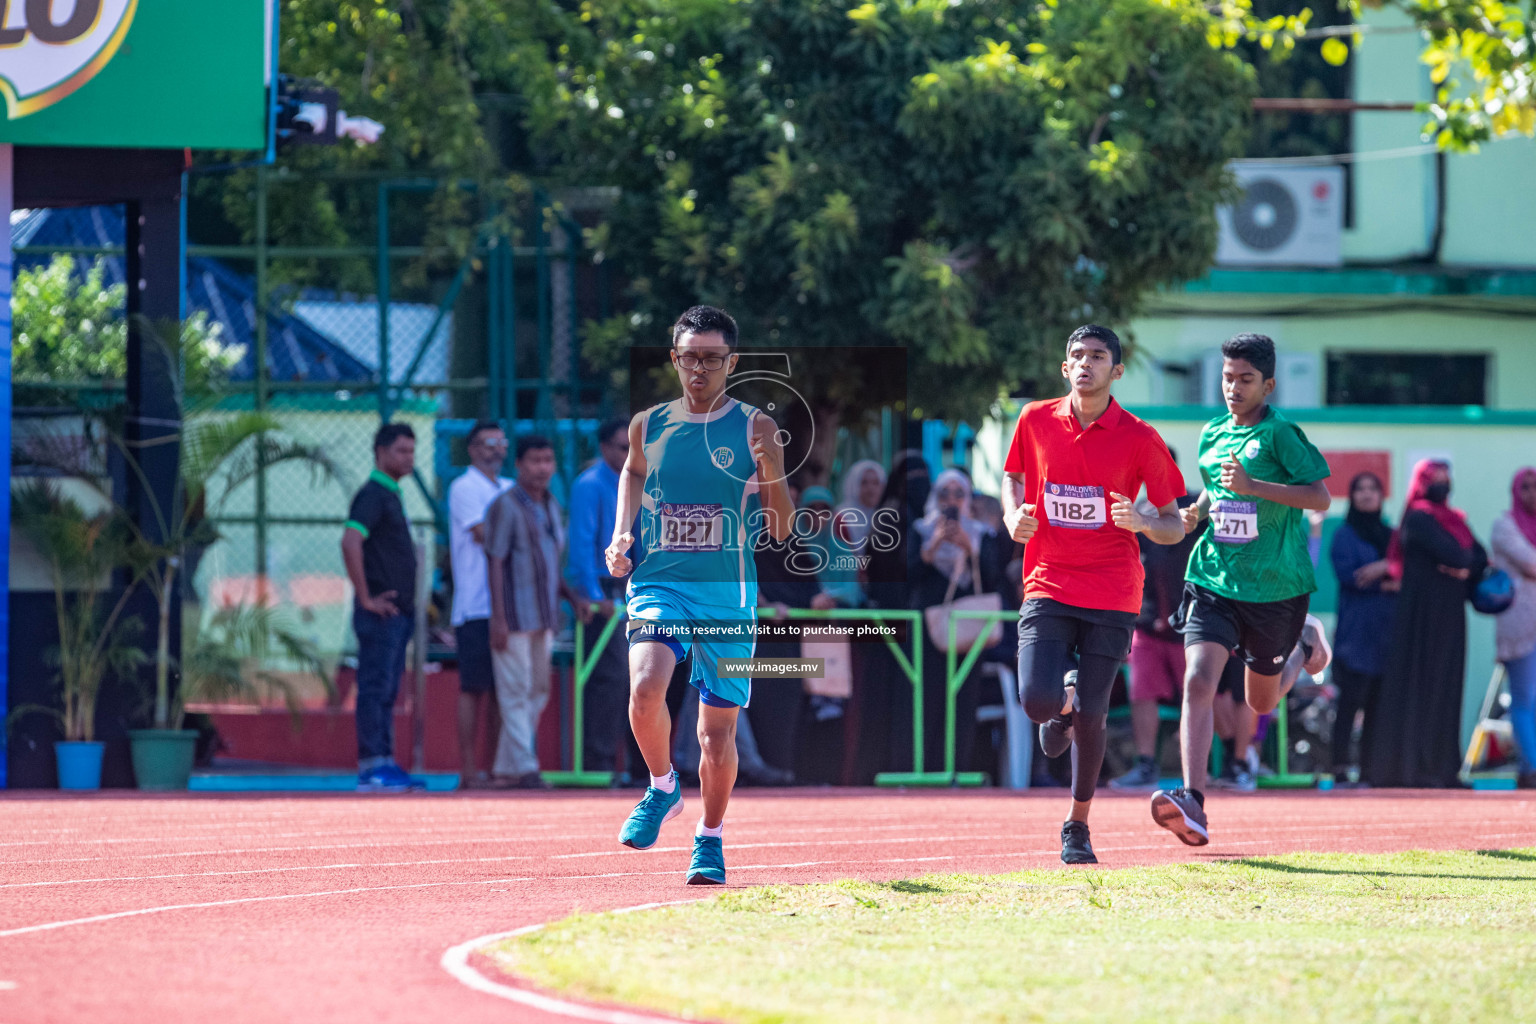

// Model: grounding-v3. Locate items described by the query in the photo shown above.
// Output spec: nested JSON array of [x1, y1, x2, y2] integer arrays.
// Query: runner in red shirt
[[1002, 325, 1186, 864]]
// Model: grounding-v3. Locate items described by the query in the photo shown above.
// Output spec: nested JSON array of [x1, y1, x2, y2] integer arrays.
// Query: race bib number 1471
[[1211, 500, 1259, 544]]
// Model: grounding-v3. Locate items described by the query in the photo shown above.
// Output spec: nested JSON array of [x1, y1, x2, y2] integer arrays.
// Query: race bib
[[1043, 483, 1106, 530], [659, 502, 725, 551], [1210, 500, 1259, 544]]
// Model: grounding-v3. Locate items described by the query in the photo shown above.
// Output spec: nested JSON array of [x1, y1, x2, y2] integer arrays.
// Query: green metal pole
[[488, 241, 501, 421], [1259, 692, 1317, 788], [377, 182, 391, 421], [542, 603, 622, 788], [254, 165, 269, 582], [535, 211, 552, 427]]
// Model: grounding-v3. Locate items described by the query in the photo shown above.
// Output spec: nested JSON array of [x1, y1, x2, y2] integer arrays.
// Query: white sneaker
[[1301, 614, 1332, 677]]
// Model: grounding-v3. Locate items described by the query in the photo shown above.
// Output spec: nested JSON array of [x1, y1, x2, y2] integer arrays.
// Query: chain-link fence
[[11, 170, 618, 675]]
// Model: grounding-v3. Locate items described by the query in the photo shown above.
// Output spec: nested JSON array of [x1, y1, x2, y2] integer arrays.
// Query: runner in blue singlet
[[605, 305, 794, 885]]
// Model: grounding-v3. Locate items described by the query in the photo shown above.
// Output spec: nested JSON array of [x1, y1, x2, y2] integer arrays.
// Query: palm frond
[[182, 603, 334, 723]]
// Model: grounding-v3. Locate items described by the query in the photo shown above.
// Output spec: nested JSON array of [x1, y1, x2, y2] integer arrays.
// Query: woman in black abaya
[[1361, 459, 1486, 788]]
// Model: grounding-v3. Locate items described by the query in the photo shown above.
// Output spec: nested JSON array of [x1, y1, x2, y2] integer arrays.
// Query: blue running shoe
[[686, 834, 725, 885], [618, 776, 683, 850], [357, 765, 410, 793], [383, 764, 427, 791]]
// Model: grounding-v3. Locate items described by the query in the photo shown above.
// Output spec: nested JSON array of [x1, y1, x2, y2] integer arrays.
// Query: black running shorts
[[1176, 582, 1308, 676], [1017, 598, 1135, 662]]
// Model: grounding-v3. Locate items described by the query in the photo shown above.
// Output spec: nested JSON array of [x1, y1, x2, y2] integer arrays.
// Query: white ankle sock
[[651, 768, 677, 793], [696, 817, 724, 838]]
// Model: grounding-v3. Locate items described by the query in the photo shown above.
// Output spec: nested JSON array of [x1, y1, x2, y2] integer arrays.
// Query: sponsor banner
[[0, 0, 272, 148]]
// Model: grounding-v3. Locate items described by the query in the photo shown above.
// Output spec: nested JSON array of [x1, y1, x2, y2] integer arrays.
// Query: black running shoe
[[1039, 670, 1076, 758], [1150, 786, 1210, 847], [1060, 820, 1097, 865]]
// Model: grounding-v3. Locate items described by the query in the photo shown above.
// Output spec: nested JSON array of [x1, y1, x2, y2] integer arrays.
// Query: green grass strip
[[486, 849, 1536, 1024]]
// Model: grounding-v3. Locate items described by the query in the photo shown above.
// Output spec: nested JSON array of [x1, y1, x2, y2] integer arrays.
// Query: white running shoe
[[1301, 614, 1332, 677], [1296, 617, 1333, 681]]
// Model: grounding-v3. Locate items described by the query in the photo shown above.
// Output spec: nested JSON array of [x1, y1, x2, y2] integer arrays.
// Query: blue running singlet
[[628, 396, 764, 609]]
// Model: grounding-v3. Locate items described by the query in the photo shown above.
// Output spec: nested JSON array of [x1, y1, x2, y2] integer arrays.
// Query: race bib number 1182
[[1043, 483, 1106, 530]]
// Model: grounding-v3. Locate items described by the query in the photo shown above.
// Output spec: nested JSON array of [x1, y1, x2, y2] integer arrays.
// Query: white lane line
[[0, 877, 537, 940], [5, 828, 1530, 939], [2, 822, 1006, 869], [11, 818, 1531, 887], [442, 901, 702, 1024], [553, 833, 1025, 858], [7, 835, 606, 867], [0, 820, 593, 851]]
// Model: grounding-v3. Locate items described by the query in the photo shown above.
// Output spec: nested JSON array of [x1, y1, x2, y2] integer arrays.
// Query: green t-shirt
[[1185, 406, 1331, 604]]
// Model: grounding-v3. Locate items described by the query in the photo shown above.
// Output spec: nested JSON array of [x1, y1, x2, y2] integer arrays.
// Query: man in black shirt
[[341, 422, 422, 793]]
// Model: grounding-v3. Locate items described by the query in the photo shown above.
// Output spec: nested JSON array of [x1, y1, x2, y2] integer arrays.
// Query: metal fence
[[12, 169, 618, 670]]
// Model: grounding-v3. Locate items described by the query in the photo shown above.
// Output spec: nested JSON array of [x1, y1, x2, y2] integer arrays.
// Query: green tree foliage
[[525, 0, 1256, 411], [11, 256, 241, 392], [1364, 0, 1534, 147], [1243, 0, 1353, 158], [190, 0, 1534, 410]]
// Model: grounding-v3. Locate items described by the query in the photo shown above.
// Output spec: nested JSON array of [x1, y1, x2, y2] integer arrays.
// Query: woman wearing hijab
[[834, 460, 887, 556], [1327, 472, 1399, 783], [803, 485, 863, 609], [1491, 468, 1536, 788], [847, 450, 928, 782], [911, 468, 1008, 775], [1362, 459, 1487, 788]]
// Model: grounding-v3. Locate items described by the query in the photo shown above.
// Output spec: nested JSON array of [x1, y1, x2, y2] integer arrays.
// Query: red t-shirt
[[1003, 397, 1184, 614]]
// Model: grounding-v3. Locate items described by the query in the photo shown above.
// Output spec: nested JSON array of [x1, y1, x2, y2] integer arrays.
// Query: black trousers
[[1015, 599, 1133, 803], [1330, 659, 1376, 771], [582, 607, 638, 773]]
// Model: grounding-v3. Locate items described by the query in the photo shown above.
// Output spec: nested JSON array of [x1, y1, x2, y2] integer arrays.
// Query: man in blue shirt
[[566, 419, 637, 776]]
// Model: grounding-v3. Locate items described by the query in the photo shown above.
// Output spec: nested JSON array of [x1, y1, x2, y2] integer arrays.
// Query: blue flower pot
[[55, 741, 105, 790]]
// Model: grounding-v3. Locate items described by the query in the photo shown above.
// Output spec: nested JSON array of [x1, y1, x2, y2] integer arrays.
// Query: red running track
[[2, 789, 1533, 1023]]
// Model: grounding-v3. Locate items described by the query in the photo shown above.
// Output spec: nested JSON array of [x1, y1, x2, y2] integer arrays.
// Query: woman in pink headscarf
[[1361, 459, 1487, 788], [1491, 468, 1536, 787]]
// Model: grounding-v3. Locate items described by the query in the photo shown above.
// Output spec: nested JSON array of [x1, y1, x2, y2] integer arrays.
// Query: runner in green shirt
[[1152, 333, 1334, 846]]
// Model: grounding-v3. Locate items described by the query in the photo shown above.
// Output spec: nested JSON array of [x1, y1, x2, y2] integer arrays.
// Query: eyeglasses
[[674, 351, 728, 371], [471, 438, 508, 449]]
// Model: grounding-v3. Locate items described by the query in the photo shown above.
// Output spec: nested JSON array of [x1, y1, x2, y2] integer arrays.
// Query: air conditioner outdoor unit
[[1216, 164, 1344, 267]]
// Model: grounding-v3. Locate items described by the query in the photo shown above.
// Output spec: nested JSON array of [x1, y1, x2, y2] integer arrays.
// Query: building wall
[[1119, 298, 1536, 410], [1344, 6, 1536, 267]]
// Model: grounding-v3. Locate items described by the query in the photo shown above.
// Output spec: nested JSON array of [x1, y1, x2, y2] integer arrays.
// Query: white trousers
[[491, 628, 553, 777]]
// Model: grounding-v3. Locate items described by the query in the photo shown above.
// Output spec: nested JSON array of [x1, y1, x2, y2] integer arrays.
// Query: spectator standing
[[1327, 471, 1398, 784], [833, 460, 886, 559], [447, 421, 512, 789], [485, 435, 587, 789], [750, 481, 819, 782], [1362, 459, 1487, 788], [912, 468, 1008, 776], [340, 423, 423, 793], [795, 485, 854, 781], [849, 450, 928, 782], [566, 420, 639, 776], [1491, 467, 1536, 788]]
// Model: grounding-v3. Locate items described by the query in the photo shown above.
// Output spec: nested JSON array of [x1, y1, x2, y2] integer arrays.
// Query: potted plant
[[177, 601, 335, 772], [9, 481, 146, 790], [118, 409, 341, 789]]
